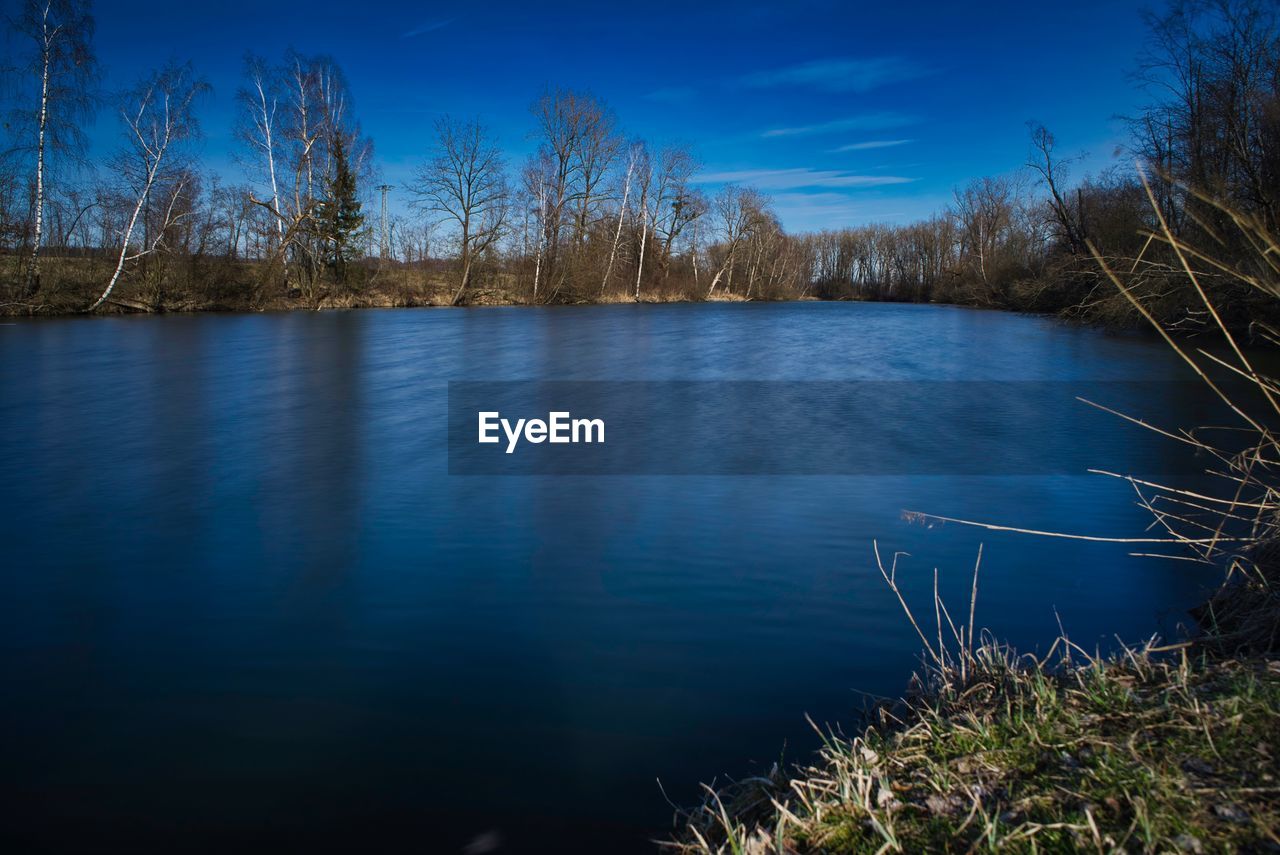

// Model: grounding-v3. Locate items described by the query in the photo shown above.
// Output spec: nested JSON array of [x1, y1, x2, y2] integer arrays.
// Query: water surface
[[0, 303, 1224, 852]]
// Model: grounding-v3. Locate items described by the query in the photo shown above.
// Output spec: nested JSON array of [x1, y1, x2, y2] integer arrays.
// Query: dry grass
[[0, 251, 779, 314], [668, 635, 1280, 854]]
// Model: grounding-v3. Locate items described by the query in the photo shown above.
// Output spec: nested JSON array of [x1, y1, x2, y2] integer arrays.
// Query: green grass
[[669, 648, 1280, 853]]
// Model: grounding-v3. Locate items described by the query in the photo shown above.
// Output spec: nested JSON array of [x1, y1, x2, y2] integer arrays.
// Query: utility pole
[[377, 184, 393, 260]]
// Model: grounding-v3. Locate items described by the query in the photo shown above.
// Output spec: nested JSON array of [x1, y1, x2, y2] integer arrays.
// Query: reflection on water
[[0, 303, 1234, 852]]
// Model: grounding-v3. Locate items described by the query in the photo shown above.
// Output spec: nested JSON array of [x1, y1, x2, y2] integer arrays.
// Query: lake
[[0, 302, 1227, 852]]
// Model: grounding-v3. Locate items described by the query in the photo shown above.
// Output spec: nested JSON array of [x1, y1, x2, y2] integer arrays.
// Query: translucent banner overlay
[[447, 381, 1256, 475]]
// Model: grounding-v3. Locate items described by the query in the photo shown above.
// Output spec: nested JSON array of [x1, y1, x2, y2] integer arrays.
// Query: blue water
[[0, 303, 1223, 852]]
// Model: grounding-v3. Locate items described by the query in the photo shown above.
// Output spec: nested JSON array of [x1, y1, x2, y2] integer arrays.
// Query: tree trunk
[[452, 219, 472, 306], [91, 158, 163, 312], [691, 227, 700, 287], [707, 256, 730, 298], [601, 157, 633, 295], [261, 91, 287, 286], [24, 43, 51, 297], [531, 201, 545, 303], [634, 192, 649, 301]]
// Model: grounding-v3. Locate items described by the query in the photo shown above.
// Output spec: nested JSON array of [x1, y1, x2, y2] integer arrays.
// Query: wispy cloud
[[644, 86, 696, 103], [741, 57, 929, 93], [761, 113, 916, 139], [768, 193, 901, 231], [695, 168, 915, 190], [770, 191, 949, 231], [829, 139, 914, 152], [401, 18, 453, 38]]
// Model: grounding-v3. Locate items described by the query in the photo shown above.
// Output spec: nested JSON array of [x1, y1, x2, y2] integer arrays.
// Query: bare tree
[[410, 116, 509, 305], [569, 95, 620, 248], [631, 142, 653, 300], [236, 54, 285, 255], [529, 89, 577, 289], [0, 158, 25, 251], [12, 0, 98, 296], [706, 186, 769, 296], [521, 151, 556, 302], [626, 143, 705, 299], [241, 52, 371, 298], [952, 175, 1023, 301], [651, 144, 703, 282], [601, 141, 640, 295], [529, 88, 618, 295], [1026, 122, 1085, 255], [90, 62, 207, 311], [1132, 0, 1280, 233]]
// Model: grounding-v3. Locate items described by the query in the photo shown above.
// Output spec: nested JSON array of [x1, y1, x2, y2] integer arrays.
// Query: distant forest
[[0, 0, 1276, 328]]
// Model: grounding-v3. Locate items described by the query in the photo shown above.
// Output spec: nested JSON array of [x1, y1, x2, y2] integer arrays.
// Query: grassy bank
[[0, 254, 778, 316], [670, 628, 1279, 853], [670, 536, 1280, 853]]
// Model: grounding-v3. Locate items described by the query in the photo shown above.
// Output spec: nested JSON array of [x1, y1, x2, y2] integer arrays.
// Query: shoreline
[[0, 285, 1085, 325], [671, 568, 1280, 853], [0, 287, 833, 318]]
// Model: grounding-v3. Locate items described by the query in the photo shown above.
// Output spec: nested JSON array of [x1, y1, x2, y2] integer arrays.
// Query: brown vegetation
[[2, 1, 1276, 327]]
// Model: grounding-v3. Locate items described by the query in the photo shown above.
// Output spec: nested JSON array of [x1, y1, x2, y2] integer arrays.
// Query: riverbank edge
[[0, 282, 1078, 322], [1, 284, 779, 317], [668, 570, 1280, 853]]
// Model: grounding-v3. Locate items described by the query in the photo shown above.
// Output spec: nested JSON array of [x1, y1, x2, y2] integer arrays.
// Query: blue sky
[[78, 0, 1154, 231]]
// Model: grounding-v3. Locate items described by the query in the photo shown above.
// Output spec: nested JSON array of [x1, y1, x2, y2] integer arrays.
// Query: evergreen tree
[[320, 132, 365, 283]]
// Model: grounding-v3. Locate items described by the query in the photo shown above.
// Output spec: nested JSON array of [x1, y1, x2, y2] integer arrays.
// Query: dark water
[[0, 303, 1229, 852]]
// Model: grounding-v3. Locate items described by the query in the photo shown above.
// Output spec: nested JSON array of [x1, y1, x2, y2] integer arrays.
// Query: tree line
[[1, 0, 1276, 327]]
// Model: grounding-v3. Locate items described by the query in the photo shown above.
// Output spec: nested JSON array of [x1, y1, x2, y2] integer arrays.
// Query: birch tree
[[529, 88, 616, 292], [521, 153, 554, 301], [631, 142, 653, 300], [529, 89, 579, 289], [601, 142, 640, 295], [90, 63, 207, 312], [240, 53, 371, 297], [270, 53, 333, 294], [706, 186, 769, 296], [235, 54, 285, 255], [12, 0, 98, 296], [410, 117, 509, 305]]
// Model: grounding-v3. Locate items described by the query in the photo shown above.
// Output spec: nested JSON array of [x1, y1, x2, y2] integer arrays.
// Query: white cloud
[[402, 19, 453, 38], [695, 168, 916, 190], [771, 192, 953, 232], [767, 194, 875, 231], [761, 114, 916, 138], [741, 57, 929, 93], [829, 139, 914, 152]]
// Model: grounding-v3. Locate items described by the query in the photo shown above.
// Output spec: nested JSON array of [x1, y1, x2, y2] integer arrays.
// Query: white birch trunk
[[601, 155, 634, 295], [24, 26, 51, 295], [634, 191, 649, 301], [706, 267, 724, 297], [531, 184, 547, 302], [90, 162, 159, 311], [745, 244, 760, 298], [90, 95, 173, 312], [254, 77, 285, 250], [707, 243, 738, 298], [691, 223, 700, 286]]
